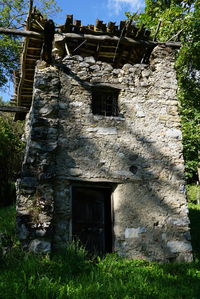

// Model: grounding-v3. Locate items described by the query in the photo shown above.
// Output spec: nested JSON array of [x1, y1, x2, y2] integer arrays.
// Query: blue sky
[[55, 0, 145, 25], [1, 0, 145, 102]]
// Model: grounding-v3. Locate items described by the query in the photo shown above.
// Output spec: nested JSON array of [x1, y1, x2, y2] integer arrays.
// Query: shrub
[[187, 185, 200, 204]]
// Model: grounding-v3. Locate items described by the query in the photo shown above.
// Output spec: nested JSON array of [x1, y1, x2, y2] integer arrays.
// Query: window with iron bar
[[91, 88, 119, 117]]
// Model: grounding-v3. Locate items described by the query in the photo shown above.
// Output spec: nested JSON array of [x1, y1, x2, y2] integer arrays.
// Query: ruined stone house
[[12, 10, 193, 261]]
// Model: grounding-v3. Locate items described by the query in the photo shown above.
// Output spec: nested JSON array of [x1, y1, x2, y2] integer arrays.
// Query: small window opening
[[92, 88, 119, 116]]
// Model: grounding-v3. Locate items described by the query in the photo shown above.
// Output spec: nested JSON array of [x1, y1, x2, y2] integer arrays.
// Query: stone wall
[[16, 45, 193, 261]]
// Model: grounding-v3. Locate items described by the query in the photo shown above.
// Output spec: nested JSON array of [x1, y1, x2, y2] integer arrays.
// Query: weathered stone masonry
[[16, 45, 193, 261]]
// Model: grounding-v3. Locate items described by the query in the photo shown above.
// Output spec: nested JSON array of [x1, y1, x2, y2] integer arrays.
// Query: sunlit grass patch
[[0, 204, 200, 298]]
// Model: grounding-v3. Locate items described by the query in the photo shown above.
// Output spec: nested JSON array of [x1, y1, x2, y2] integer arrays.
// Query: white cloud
[[107, 0, 145, 15]]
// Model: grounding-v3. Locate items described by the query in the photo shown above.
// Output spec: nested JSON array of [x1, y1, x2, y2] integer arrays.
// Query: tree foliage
[[176, 2, 200, 181], [0, 0, 60, 88], [128, 0, 200, 182], [138, 0, 194, 41], [0, 98, 24, 206], [0, 1, 60, 205]]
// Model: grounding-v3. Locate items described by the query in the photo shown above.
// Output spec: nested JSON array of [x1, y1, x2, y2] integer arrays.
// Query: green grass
[[0, 203, 200, 298], [0, 205, 15, 235], [0, 249, 200, 298]]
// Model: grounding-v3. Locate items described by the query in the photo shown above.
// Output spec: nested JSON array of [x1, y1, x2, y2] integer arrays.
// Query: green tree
[[0, 0, 60, 88], [130, 0, 200, 182], [0, 98, 24, 206], [176, 2, 200, 182], [138, 0, 194, 42], [0, 1, 61, 205]]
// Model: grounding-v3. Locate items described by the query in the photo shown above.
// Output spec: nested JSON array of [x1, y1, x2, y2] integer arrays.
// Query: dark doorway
[[72, 186, 112, 255]]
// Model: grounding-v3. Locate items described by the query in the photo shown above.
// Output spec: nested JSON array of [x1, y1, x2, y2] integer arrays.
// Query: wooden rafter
[[0, 10, 182, 120]]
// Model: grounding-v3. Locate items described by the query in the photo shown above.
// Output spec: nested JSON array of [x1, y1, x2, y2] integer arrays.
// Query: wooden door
[[72, 186, 112, 255]]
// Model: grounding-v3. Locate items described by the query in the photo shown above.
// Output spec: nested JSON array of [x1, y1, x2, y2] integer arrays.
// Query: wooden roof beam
[[0, 106, 29, 113], [0, 27, 43, 38], [56, 33, 181, 48]]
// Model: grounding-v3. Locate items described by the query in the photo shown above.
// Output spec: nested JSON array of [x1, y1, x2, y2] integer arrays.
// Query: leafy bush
[[187, 185, 200, 204], [129, 0, 200, 182], [0, 100, 24, 207]]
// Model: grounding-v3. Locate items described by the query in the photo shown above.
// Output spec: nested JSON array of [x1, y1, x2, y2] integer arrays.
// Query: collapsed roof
[[11, 8, 179, 120]]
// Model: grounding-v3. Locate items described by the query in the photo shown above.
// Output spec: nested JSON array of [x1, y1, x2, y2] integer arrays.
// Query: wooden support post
[[74, 20, 81, 26], [144, 29, 151, 40], [73, 20, 81, 33], [65, 42, 70, 56], [95, 42, 100, 60], [64, 14, 73, 32], [66, 14, 73, 25], [125, 20, 133, 35], [130, 25, 138, 38], [107, 22, 116, 33], [41, 19, 55, 63], [153, 20, 162, 41], [136, 24, 145, 39], [88, 25, 94, 31], [95, 19, 105, 32], [120, 21, 126, 32]]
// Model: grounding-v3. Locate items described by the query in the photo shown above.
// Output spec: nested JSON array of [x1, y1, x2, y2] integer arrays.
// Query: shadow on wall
[[49, 61, 192, 262]]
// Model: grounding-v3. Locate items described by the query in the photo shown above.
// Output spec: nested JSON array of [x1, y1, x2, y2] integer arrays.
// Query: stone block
[[166, 128, 182, 139], [21, 177, 37, 188], [67, 168, 82, 176], [29, 239, 51, 253], [142, 70, 151, 77], [79, 62, 89, 68], [122, 64, 133, 71], [18, 224, 29, 240], [84, 56, 95, 64], [96, 127, 117, 135], [167, 241, 192, 253], [125, 227, 147, 239], [102, 64, 113, 72], [112, 69, 121, 75], [167, 217, 190, 227], [136, 110, 145, 118], [77, 71, 88, 77]]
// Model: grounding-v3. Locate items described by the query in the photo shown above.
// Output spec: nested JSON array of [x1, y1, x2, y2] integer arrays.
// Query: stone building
[[14, 11, 192, 261]]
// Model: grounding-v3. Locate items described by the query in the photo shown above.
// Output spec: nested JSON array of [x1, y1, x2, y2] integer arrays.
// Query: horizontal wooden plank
[[21, 87, 33, 90], [23, 79, 34, 82], [26, 47, 42, 50], [0, 106, 29, 113], [20, 94, 33, 97], [26, 58, 38, 61], [0, 27, 43, 38], [56, 33, 181, 48]]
